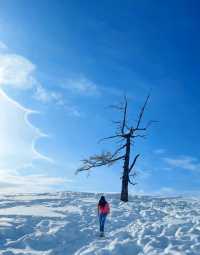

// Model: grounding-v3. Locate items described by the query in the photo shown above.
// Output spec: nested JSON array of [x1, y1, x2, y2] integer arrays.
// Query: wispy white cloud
[[63, 76, 100, 96], [0, 170, 71, 193], [0, 89, 51, 170], [163, 156, 200, 171], [34, 85, 81, 117], [33, 84, 64, 104], [153, 149, 166, 155], [0, 41, 81, 193], [0, 40, 83, 173], [0, 41, 55, 173], [62, 75, 127, 100], [0, 45, 67, 108], [0, 53, 36, 89]]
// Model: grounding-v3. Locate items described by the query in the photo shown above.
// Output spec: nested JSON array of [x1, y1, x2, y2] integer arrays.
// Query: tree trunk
[[121, 176, 129, 202], [120, 136, 131, 202]]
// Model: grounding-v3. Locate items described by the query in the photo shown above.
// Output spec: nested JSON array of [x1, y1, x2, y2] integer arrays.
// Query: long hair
[[98, 196, 107, 207]]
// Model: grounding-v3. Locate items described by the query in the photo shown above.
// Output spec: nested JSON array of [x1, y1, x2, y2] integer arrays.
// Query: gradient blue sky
[[0, 0, 200, 195]]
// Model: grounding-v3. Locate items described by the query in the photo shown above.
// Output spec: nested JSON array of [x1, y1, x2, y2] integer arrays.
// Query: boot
[[100, 231, 104, 237]]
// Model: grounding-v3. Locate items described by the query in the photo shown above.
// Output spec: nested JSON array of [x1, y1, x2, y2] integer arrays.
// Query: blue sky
[[0, 0, 200, 195]]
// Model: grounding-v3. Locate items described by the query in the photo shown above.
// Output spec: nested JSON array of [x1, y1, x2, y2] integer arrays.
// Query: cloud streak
[[0, 42, 54, 170], [0, 88, 51, 170], [0, 53, 36, 89], [163, 156, 200, 171], [63, 76, 100, 96], [153, 149, 166, 155], [33, 84, 64, 104], [0, 170, 70, 194], [0, 44, 71, 111]]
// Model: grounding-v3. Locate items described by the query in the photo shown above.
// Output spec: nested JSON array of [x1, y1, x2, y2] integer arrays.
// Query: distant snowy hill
[[0, 192, 199, 254]]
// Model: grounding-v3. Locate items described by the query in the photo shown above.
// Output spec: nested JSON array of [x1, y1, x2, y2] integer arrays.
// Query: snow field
[[0, 192, 199, 254]]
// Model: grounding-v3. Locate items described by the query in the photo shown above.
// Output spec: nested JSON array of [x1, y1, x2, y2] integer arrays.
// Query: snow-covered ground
[[0, 192, 199, 255]]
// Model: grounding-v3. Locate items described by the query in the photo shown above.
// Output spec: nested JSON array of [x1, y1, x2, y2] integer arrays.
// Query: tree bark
[[120, 136, 131, 202]]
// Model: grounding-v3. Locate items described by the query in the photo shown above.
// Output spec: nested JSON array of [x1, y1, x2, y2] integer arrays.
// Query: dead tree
[[76, 94, 154, 202]]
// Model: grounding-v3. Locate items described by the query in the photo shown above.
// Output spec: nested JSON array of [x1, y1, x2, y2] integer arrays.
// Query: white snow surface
[[0, 192, 199, 255]]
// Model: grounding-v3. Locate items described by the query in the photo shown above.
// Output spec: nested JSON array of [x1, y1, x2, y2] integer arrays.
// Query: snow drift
[[0, 192, 199, 254]]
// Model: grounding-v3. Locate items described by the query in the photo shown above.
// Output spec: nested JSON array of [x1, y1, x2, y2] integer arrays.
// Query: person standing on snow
[[98, 196, 110, 237]]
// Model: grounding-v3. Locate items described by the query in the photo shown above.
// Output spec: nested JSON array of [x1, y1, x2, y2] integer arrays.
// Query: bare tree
[[76, 94, 154, 202]]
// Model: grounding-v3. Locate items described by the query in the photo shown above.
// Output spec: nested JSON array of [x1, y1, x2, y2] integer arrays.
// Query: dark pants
[[99, 213, 107, 232]]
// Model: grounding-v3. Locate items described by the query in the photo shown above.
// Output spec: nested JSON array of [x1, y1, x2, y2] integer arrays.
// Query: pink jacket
[[98, 203, 110, 214]]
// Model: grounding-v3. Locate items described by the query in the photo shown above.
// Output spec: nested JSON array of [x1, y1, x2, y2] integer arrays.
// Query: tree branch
[[131, 134, 147, 139], [98, 134, 122, 144], [128, 176, 137, 186], [128, 172, 137, 186], [134, 120, 158, 132], [135, 94, 150, 130], [76, 152, 124, 174], [121, 96, 127, 134], [112, 144, 127, 158], [129, 154, 140, 173]]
